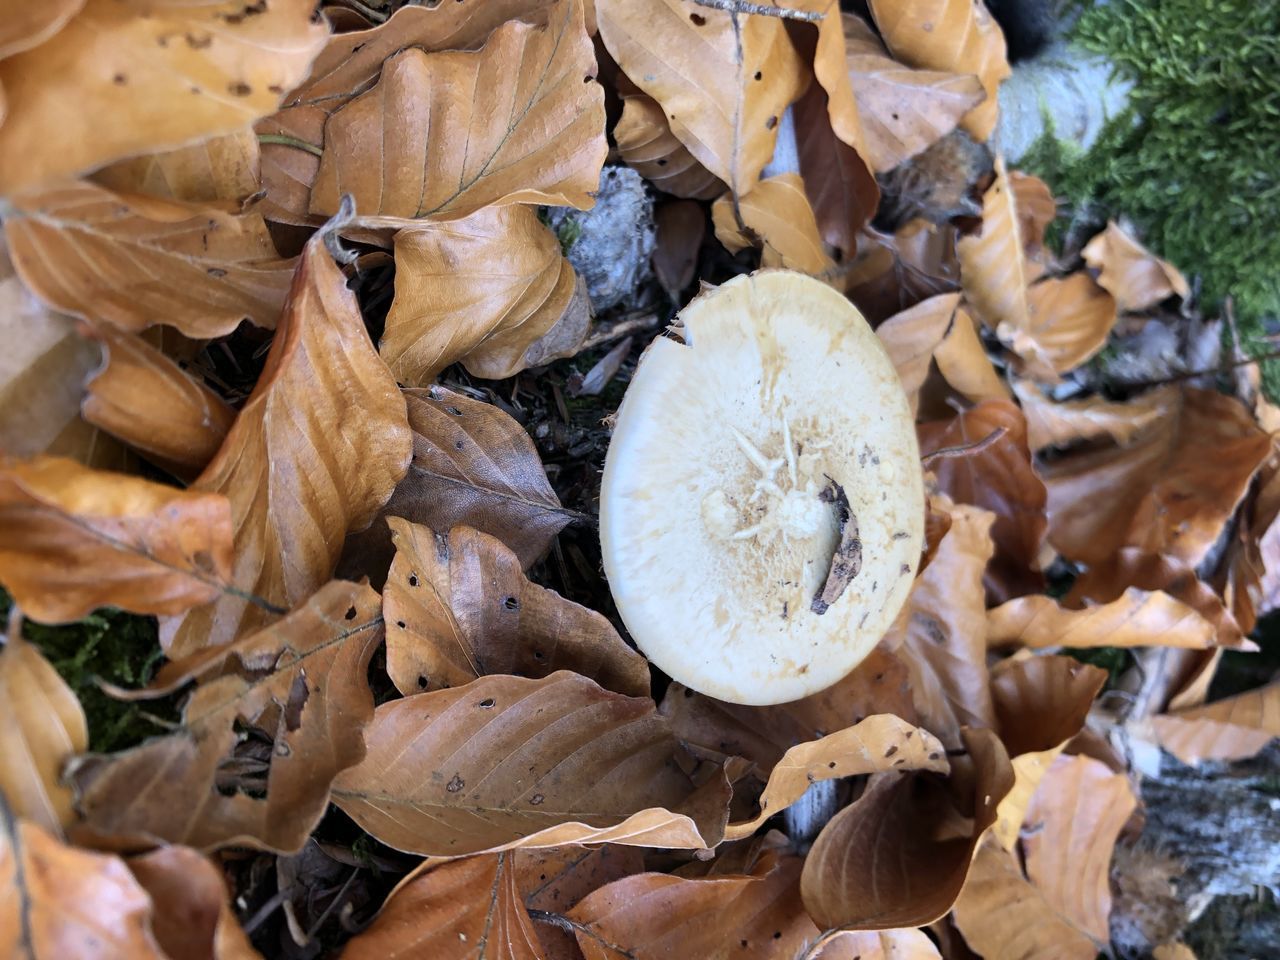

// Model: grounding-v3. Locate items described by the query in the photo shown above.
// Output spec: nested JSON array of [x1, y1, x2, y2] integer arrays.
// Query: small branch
[[921, 426, 1007, 466], [690, 0, 823, 21], [256, 134, 323, 158], [529, 910, 638, 958], [1118, 344, 1280, 390], [581, 312, 659, 351]]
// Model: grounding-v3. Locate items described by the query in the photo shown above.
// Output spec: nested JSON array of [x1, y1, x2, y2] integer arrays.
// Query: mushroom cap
[[600, 271, 924, 705]]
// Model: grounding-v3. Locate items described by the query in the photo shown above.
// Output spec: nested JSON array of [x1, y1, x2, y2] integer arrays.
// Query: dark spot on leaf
[[417, 675, 428, 689], [929, 752, 941, 761], [207, 267, 226, 278], [113, 74, 128, 86], [828, 761, 837, 769], [228, 81, 252, 97], [396, 620, 406, 629], [446, 774, 465, 793], [344, 606, 357, 620], [185, 32, 212, 49], [766, 116, 778, 130], [408, 574, 419, 587], [884, 745, 899, 757], [754, 71, 763, 81], [773, 932, 782, 940], [533, 650, 546, 661], [268, 84, 283, 94], [656, 157, 668, 166], [690, 12, 706, 24], [455, 440, 465, 450], [503, 596, 519, 611], [530, 793, 545, 805]]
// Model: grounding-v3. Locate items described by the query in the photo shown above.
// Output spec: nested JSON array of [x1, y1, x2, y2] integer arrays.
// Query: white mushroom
[[600, 271, 924, 705]]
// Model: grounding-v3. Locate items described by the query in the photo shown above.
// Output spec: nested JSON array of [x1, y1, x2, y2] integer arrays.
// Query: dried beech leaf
[[653, 200, 707, 297], [331, 671, 731, 857], [128, 846, 261, 960], [4, 182, 295, 337], [812, 929, 943, 960], [163, 227, 411, 657], [309, 0, 606, 224], [957, 157, 1030, 335], [1002, 274, 1117, 380], [382, 206, 580, 384], [1008, 171, 1056, 262], [1012, 380, 1165, 451], [70, 581, 382, 852], [0, 633, 87, 835], [81, 322, 235, 481], [0, 804, 167, 959], [844, 14, 986, 173], [866, 0, 1009, 140], [615, 93, 724, 200], [1043, 387, 1270, 569], [986, 590, 1218, 651], [876, 292, 960, 411], [952, 838, 1098, 960], [343, 854, 541, 960], [841, 220, 961, 324], [340, 386, 575, 584], [1150, 681, 1280, 764], [933, 305, 1009, 404], [1153, 946, 1198, 960], [597, 0, 806, 197], [0, 0, 83, 59], [801, 727, 1013, 929], [569, 852, 817, 960], [1082, 221, 1190, 312], [515, 845, 645, 959], [384, 520, 649, 698], [0, 0, 325, 195], [726, 715, 948, 840], [711, 173, 834, 274], [917, 401, 1046, 602], [93, 130, 262, 204], [0, 454, 233, 623]]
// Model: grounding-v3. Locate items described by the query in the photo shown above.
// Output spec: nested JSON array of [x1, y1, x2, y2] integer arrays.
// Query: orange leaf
[[614, 93, 724, 200], [162, 220, 411, 657], [0, 454, 233, 622], [1008, 170, 1056, 263], [1002, 273, 1117, 380], [1012, 379, 1165, 451], [1082, 221, 1190, 313], [711, 173, 834, 274], [986, 590, 1218, 651], [93, 130, 262, 205], [0, 0, 82, 59], [841, 220, 961, 324], [515, 845, 645, 959], [957, 156, 1030, 334], [1150, 681, 1280, 764]]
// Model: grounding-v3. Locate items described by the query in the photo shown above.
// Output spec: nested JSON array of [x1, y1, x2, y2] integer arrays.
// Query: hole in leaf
[[409, 574, 419, 587], [754, 71, 762, 81], [417, 675, 429, 688], [344, 606, 357, 620], [502, 596, 519, 611], [479, 698, 496, 708]]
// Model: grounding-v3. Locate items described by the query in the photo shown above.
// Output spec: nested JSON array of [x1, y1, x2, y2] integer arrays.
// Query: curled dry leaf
[[0, 0, 326, 195], [614, 93, 724, 200], [0, 633, 87, 835], [866, 0, 1010, 140], [331, 671, 731, 857], [515, 845, 645, 960], [343, 854, 541, 960], [957, 156, 1030, 336], [726, 715, 948, 840], [711, 173, 834, 275], [70, 580, 383, 852], [841, 220, 961, 324], [1012, 380, 1165, 451], [1043, 387, 1271, 569], [596, 0, 806, 198], [1008, 171, 1056, 265], [4, 182, 295, 337], [1003, 273, 1117, 380], [0, 801, 167, 959], [0, 0, 83, 59], [382, 205, 580, 384], [339, 386, 576, 584], [92, 129, 262, 204], [1150, 681, 1280, 764], [569, 852, 817, 960], [384, 520, 649, 698], [812, 929, 943, 960], [800, 727, 1013, 929], [986, 590, 1218, 651], [844, 14, 986, 174], [0, 454, 233, 623], [1082, 221, 1190, 312], [1021, 755, 1136, 942], [80, 322, 235, 482], [917, 401, 1046, 602], [128, 846, 260, 960], [163, 225, 411, 657], [309, 0, 606, 224], [933, 306, 1009, 404]]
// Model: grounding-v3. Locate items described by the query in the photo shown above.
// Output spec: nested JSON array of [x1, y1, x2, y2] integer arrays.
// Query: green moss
[[1, 591, 174, 753], [1020, 0, 1280, 391]]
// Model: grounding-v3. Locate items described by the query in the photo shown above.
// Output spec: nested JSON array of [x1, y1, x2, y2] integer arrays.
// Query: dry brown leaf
[[810, 929, 943, 960], [597, 0, 806, 198], [569, 852, 816, 960], [0, 454, 234, 623], [933, 305, 1009, 404], [70, 580, 382, 852], [1150, 681, 1280, 764], [1043, 386, 1271, 569], [1012, 380, 1165, 451], [1024, 754, 1136, 940], [0, 632, 87, 836], [163, 223, 411, 657], [986, 590, 1218, 651], [339, 386, 576, 585], [1153, 946, 1198, 960], [128, 846, 261, 960], [876, 292, 960, 411], [0, 0, 325, 195], [1008, 171, 1056, 264], [1002, 274, 1117, 379], [727, 715, 948, 840], [1082, 221, 1190, 312], [0, 0, 83, 58], [4, 182, 295, 337], [957, 156, 1030, 335], [516, 845, 646, 960], [988, 656, 1107, 848], [0, 804, 167, 958], [866, 0, 1010, 140], [614, 93, 724, 200], [801, 727, 1013, 929], [711, 173, 834, 274], [331, 671, 731, 857], [952, 838, 1098, 960], [382, 206, 580, 384], [309, 0, 606, 224], [917, 401, 1046, 602], [841, 220, 961, 324], [80, 323, 235, 482], [93, 130, 262, 204], [881, 502, 995, 748], [344, 854, 542, 960], [653, 200, 707, 298], [384, 520, 649, 698], [844, 14, 986, 173]]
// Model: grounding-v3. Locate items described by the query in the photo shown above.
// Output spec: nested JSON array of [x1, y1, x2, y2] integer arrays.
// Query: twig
[[690, 0, 824, 21], [256, 134, 323, 158], [529, 910, 638, 958], [581, 312, 660, 351], [920, 427, 1007, 466], [1118, 345, 1280, 390]]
